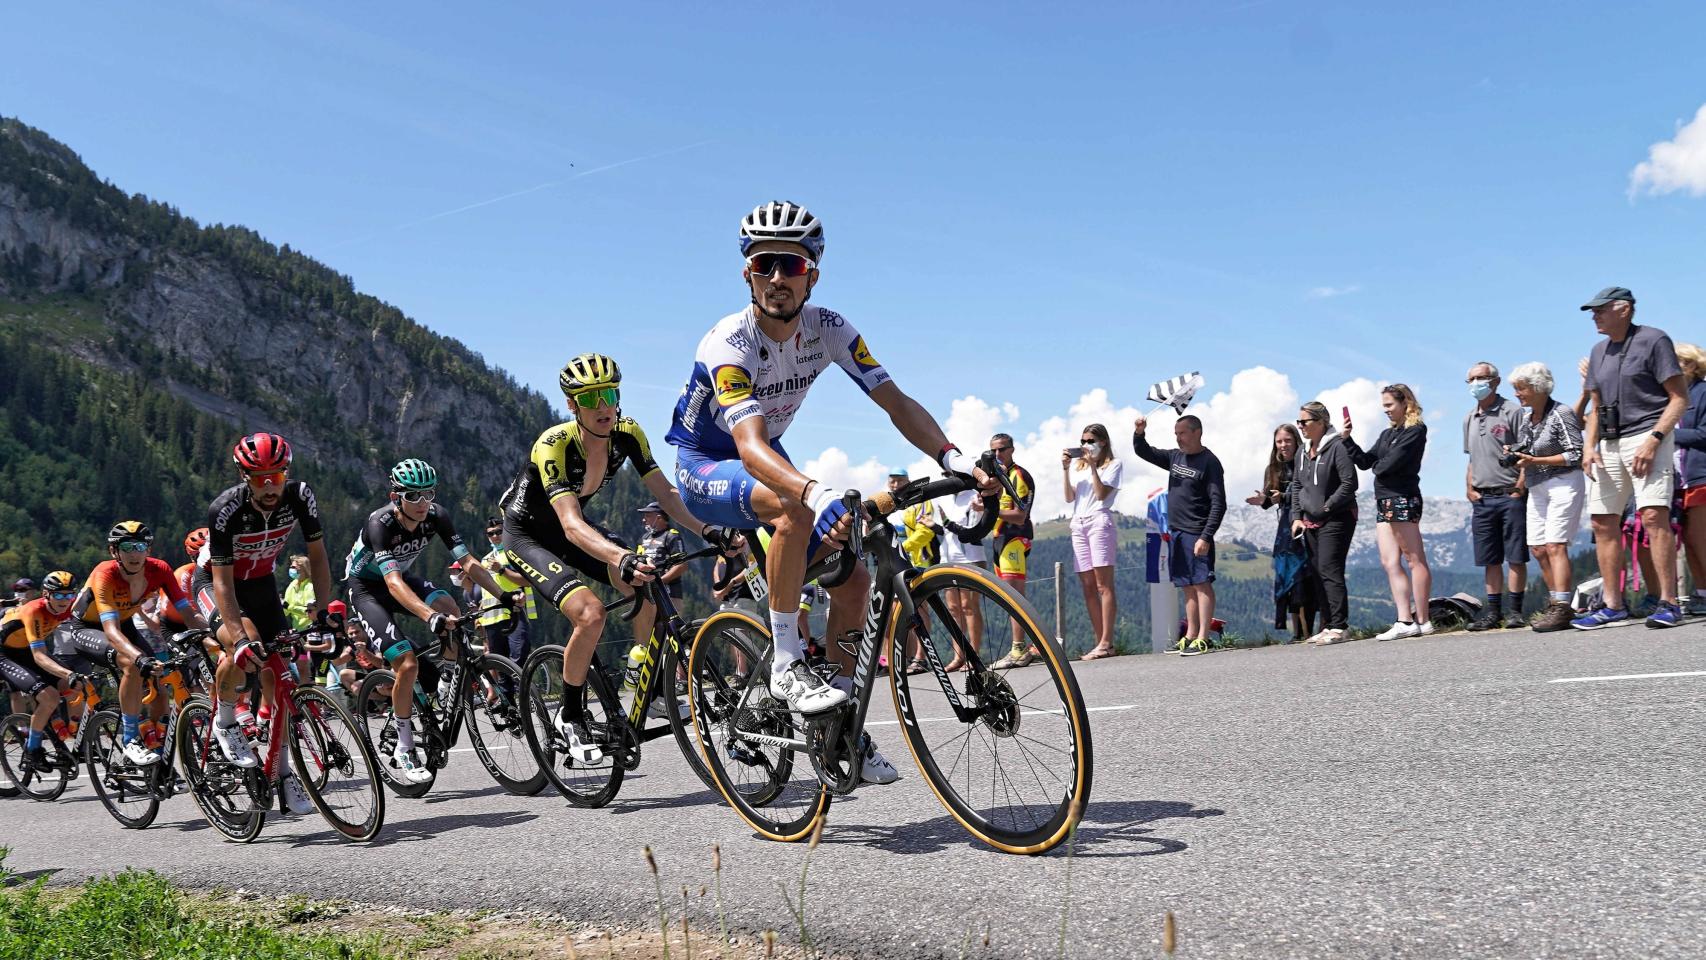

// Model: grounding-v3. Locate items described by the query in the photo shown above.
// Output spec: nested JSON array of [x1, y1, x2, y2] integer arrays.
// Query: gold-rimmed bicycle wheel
[[889, 563, 1093, 855]]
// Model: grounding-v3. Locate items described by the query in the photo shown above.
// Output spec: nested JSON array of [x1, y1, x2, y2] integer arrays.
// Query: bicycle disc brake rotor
[[967, 670, 1021, 738]]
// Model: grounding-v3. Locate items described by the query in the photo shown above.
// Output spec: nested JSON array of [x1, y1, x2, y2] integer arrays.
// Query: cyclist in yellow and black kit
[[498, 352, 738, 764]]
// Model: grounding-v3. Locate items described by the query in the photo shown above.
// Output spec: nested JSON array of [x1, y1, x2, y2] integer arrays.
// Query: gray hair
[[1507, 361, 1554, 395], [1469, 361, 1500, 380]]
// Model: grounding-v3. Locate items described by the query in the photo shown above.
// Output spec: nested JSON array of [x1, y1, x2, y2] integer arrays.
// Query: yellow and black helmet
[[41, 570, 75, 593], [107, 520, 154, 547], [558, 353, 621, 396]]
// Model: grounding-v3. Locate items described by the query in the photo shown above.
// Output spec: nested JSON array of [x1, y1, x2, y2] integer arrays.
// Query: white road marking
[[1550, 670, 1706, 684], [865, 703, 1137, 727]]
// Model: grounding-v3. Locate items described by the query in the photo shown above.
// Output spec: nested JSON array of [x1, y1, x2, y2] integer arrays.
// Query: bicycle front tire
[[84, 708, 162, 829], [289, 686, 385, 842], [685, 610, 829, 842], [890, 563, 1094, 855]]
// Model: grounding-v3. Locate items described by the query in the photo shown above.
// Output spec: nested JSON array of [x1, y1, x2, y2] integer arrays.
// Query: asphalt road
[[5, 619, 1704, 959]]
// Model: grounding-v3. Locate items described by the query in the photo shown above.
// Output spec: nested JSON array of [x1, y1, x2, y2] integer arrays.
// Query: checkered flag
[[1146, 372, 1204, 414]]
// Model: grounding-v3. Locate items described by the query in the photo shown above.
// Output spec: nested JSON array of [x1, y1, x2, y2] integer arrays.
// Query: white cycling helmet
[[739, 201, 825, 261]]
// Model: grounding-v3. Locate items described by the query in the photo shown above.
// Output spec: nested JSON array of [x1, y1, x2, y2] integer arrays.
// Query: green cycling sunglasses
[[572, 386, 619, 409]]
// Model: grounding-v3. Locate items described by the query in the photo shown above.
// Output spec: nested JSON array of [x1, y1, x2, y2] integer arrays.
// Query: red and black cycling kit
[[190, 480, 324, 644]]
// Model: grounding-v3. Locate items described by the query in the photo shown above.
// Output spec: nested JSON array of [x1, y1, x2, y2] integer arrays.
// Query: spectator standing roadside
[[989, 434, 1040, 669], [1672, 343, 1706, 615], [479, 517, 538, 667], [1248, 424, 1316, 641], [938, 486, 997, 671], [1573, 287, 1690, 629], [1506, 363, 1585, 631], [1063, 423, 1122, 660], [636, 502, 686, 601], [1343, 384, 1434, 640], [1292, 401, 1359, 644], [1463, 362, 1530, 630], [1133, 414, 1225, 656], [282, 555, 315, 631]]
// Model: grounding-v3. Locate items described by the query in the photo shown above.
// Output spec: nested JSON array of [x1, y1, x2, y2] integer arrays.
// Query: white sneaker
[[279, 772, 315, 814], [1374, 621, 1412, 642], [1416, 621, 1436, 636], [212, 721, 259, 769], [1315, 629, 1352, 645], [122, 739, 161, 767], [647, 698, 690, 721], [391, 746, 434, 784], [768, 660, 847, 714], [553, 716, 606, 765], [859, 735, 900, 785]]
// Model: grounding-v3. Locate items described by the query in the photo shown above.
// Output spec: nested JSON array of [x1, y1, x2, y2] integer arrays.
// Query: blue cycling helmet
[[739, 201, 825, 262]]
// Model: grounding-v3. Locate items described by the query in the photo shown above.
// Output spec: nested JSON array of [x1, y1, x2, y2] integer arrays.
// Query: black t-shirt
[[1132, 434, 1226, 537]]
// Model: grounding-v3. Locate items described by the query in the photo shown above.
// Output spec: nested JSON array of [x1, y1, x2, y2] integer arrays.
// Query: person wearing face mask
[[1063, 423, 1122, 660], [1463, 362, 1529, 631], [282, 554, 315, 630]]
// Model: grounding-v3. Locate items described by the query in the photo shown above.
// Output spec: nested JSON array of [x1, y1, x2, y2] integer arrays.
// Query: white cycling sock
[[396, 719, 415, 752], [216, 700, 237, 727], [769, 610, 803, 672]]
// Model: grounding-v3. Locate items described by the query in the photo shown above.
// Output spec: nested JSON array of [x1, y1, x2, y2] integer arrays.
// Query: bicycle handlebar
[[605, 545, 727, 619]]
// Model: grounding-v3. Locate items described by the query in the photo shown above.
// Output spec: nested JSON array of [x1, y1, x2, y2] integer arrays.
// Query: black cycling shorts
[[191, 567, 290, 645], [347, 574, 449, 663], [501, 514, 618, 610], [1, 649, 53, 696]]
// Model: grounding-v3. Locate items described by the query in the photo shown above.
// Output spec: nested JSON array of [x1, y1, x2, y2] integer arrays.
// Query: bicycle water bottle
[[621, 644, 650, 697]]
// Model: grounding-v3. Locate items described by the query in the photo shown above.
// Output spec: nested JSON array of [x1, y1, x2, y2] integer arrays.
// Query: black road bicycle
[[353, 612, 543, 799], [519, 545, 730, 808], [84, 628, 216, 828], [0, 667, 113, 802], [685, 462, 1094, 855]]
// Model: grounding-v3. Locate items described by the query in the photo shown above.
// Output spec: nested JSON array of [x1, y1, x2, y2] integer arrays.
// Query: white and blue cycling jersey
[[666, 304, 890, 458], [665, 304, 891, 529]]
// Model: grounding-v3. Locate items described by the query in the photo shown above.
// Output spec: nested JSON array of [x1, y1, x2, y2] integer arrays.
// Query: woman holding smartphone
[[1342, 384, 1433, 640], [1063, 423, 1122, 659]]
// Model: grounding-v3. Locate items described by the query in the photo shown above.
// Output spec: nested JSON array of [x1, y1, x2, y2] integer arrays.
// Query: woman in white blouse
[[1063, 423, 1123, 659]]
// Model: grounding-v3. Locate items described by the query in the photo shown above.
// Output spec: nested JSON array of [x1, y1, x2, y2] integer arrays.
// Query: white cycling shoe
[[391, 746, 434, 784], [553, 716, 605, 765], [859, 735, 900, 785], [121, 740, 161, 768], [212, 721, 259, 769], [279, 772, 315, 815], [769, 660, 848, 715]]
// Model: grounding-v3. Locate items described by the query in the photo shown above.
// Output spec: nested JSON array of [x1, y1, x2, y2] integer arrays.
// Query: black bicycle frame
[[606, 545, 726, 745]]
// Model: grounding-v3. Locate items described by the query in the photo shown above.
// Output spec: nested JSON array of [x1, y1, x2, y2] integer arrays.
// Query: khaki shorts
[[1587, 433, 1676, 516]]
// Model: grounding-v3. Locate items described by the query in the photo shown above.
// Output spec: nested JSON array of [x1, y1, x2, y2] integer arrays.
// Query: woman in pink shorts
[[1063, 424, 1123, 659]]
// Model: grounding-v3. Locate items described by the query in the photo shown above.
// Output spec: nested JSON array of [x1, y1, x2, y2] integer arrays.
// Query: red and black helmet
[[183, 527, 209, 557], [233, 432, 292, 473]]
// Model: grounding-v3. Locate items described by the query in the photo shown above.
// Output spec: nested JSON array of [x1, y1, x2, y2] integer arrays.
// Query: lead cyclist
[[665, 200, 992, 785]]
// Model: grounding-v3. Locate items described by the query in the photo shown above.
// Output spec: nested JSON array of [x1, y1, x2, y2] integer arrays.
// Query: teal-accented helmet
[[389, 458, 438, 491]]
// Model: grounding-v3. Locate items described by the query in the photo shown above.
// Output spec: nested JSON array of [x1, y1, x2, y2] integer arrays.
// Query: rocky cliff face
[[0, 119, 554, 491]]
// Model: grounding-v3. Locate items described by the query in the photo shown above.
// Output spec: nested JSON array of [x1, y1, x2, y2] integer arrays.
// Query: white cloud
[[799, 369, 1430, 526], [1306, 284, 1361, 299], [1629, 103, 1706, 198]]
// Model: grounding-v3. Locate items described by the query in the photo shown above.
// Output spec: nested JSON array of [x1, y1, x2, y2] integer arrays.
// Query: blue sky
[[6, 1, 1705, 517]]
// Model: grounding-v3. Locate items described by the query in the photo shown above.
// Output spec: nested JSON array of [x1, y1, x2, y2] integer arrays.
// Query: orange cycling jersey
[[77, 558, 191, 626], [1, 598, 72, 651], [157, 562, 196, 627]]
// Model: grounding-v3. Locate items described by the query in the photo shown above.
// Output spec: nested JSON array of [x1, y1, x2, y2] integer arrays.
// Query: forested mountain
[[0, 116, 690, 642]]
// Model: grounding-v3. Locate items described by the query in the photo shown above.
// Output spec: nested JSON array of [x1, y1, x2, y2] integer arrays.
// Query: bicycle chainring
[[807, 706, 859, 795]]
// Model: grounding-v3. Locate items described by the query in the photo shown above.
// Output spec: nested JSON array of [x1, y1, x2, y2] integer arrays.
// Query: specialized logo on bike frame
[[713, 364, 753, 406]]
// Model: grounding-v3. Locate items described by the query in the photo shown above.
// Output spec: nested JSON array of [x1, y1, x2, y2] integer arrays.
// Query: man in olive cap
[[1573, 286, 1690, 630]]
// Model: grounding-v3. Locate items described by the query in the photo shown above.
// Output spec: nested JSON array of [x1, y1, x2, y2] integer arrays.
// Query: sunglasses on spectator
[[572, 386, 619, 409], [116, 542, 150, 554], [746, 252, 816, 278], [48, 591, 76, 601], [245, 470, 288, 488], [1295, 418, 1318, 426], [400, 489, 436, 503]]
